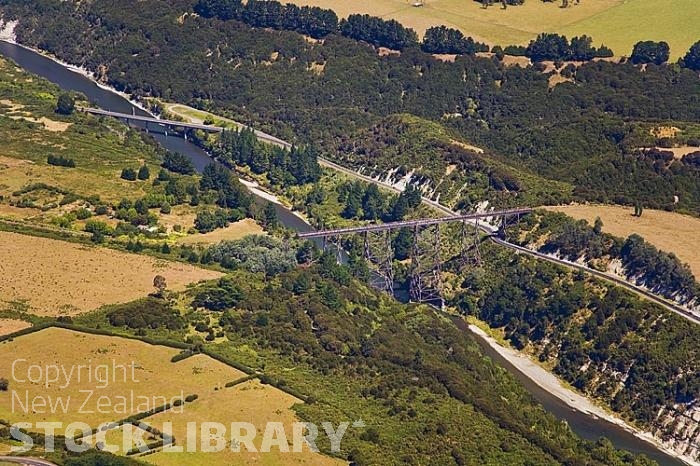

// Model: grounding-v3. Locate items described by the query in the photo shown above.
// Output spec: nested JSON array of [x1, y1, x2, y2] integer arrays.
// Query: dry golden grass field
[[0, 231, 222, 315], [287, 0, 699, 58], [0, 328, 342, 465], [143, 380, 345, 466], [546, 205, 700, 277], [0, 318, 31, 336], [176, 219, 264, 245], [0, 328, 244, 431]]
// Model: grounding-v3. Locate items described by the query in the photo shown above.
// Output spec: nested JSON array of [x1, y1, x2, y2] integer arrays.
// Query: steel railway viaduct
[[299, 208, 530, 306], [86, 106, 700, 324]]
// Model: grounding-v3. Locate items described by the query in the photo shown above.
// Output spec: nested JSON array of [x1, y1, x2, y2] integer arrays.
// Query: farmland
[[0, 231, 222, 315], [0, 318, 30, 336], [545, 204, 700, 277], [0, 57, 269, 245], [0, 58, 164, 206], [0, 328, 243, 430], [143, 380, 344, 466], [0, 327, 340, 465], [287, 0, 699, 58]]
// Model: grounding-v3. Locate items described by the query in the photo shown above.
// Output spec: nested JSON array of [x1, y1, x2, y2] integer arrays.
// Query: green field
[[0, 57, 164, 205], [288, 0, 699, 58]]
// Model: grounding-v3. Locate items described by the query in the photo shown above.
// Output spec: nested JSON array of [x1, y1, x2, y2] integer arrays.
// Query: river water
[[0, 40, 683, 466]]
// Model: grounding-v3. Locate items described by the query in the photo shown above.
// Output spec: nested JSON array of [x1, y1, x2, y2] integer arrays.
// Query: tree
[[682, 40, 700, 71], [120, 168, 137, 181], [362, 184, 384, 220], [422, 26, 486, 55], [526, 33, 569, 61], [593, 217, 603, 234], [263, 202, 278, 228], [0, 377, 9, 391], [296, 240, 317, 264], [341, 184, 363, 219], [491, 45, 504, 61], [153, 275, 168, 297], [631, 41, 670, 65], [160, 201, 172, 214], [162, 152, 195, 175], [137, 165, 150, 180], [194, 0, 243, 20], [55, 93, 75, 115], [340, 14, 418, 51], [392, 227, 414, 261]]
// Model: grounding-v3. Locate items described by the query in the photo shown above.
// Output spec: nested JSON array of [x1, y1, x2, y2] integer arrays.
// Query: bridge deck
[[297, 208, 532, 239], [79, 107, 225, 132]]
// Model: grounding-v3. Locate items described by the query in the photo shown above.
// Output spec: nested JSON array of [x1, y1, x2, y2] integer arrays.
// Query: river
[[0, 40, 684, 466]]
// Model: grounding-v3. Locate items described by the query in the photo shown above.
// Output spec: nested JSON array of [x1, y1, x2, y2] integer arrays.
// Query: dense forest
[[70, 237, 658, 466], [1, 0, 699, 214], [460, 242, 700, 435], [210, 127, 321, 187]]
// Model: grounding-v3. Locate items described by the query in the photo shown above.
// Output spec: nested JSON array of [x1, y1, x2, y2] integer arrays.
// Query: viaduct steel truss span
[[298, 208, 532, 305]]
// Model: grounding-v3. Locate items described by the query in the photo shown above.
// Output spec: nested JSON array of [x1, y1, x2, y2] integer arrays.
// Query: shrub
[[59, 193, 79, 206], [55, 93, 75, 115], [137, 165, 151, 180], [94, 205, 109, 215], [107, 298, 185, 330], [503, 45, 526, 56], [75, 207, 92, 220], [631, 40, 670, 65], [84, 220, 111, 235], [120, 168, 137, 181], [162, 152, 195, 175], [47, 154, 75, 168]]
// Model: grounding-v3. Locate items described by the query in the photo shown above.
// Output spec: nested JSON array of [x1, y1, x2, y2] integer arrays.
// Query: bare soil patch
[[377, 46, 400, 57], [0, 155, 32, 168], [499, 55, 531, 68], [656, 146, 700, 160], [432, 53, 457, 63], [0, 231, 222, 315], [177, 219, 264, 245], [158, 205, 198, 233], [545, 204, 700, 277], [548, 73, 573, 88], [651, 126, 681, 139], [451, 140, 484, 154]]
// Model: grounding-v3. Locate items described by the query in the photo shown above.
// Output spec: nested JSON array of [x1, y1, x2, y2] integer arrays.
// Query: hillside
[[2, 0, 698, 215], [0, 1, 698, 463], [288, 0, 699, 59], [62, 250, 658, 466], [334, 114, 572, 209], [460, 238, 700, 462]]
